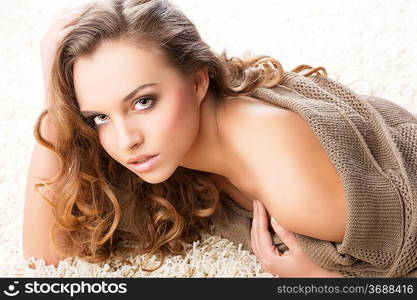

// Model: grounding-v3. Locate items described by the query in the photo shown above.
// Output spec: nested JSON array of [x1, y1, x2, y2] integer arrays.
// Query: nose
[[113, 117, 143, 150]]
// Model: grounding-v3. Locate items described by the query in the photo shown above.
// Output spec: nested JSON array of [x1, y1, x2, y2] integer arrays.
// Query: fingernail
[[271, 217, 277, 226]]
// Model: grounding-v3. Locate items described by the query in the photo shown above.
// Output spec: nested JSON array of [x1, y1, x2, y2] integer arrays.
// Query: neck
[[178, 93, 248, 188]]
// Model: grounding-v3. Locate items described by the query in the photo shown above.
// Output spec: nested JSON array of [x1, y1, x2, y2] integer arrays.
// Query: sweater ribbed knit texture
[[209, 71, 417, 278]]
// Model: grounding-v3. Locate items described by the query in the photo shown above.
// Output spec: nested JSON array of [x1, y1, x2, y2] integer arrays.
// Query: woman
[[23, 0, 417, 278]]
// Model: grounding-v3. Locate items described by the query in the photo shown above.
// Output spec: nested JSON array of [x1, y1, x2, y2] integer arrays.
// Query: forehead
[[73, 39, 176, 106]]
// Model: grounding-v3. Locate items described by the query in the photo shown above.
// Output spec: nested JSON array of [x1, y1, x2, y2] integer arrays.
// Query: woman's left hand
[[251, 200, 334, 277]]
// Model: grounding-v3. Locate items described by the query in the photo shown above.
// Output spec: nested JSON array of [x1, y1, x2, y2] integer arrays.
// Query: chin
[[138, 165, 178, 184], [141, 177, 164, 185]]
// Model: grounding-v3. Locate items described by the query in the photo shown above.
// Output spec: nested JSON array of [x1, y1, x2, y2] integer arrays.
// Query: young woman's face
[[74, 39, 204, 184]]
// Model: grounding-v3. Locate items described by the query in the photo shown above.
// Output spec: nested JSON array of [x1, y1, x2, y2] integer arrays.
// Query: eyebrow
[[80, 83, 158, 117]]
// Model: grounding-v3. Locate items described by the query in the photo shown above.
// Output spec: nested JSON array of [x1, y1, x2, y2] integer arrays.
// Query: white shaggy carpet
[[0, 0, 416, 277]]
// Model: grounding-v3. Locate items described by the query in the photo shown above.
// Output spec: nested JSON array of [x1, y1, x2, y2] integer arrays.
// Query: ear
[[193, 67, 210, 106]]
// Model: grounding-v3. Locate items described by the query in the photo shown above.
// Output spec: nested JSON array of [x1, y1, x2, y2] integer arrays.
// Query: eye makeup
[[82, 94, 158, 129]]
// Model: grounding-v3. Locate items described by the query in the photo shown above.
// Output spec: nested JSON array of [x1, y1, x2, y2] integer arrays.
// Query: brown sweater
[[209, 70, 417, 278]]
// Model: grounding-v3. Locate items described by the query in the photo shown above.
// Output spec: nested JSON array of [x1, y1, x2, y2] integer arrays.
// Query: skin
[[74, 38, 245, 185], [252, 200, 344, 277], [34, 4, 344, 276], [73, 38, 344, 277]]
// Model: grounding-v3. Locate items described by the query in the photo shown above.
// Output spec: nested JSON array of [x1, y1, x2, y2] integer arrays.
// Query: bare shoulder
[[220, 95, 292, 155], [221, 95, 304, 164], [222, 95, 290, 122], [225, 97, 348, 243]]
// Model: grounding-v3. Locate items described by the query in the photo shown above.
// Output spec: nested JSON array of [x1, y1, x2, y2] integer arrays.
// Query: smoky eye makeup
[[81, 94, 158, 129]]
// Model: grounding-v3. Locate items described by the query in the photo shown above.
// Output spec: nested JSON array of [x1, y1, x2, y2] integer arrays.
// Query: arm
[[23, 114, 67, 269], [251, 200, 346, 278], [210, 170, 346, 277], [247, 110, 347, 243], [239, 110, 348, 277], [23, 6, 85, 269]]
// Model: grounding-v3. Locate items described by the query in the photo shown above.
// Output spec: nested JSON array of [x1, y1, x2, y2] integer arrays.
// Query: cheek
[[155, 90, 199, 143], [97, 133, 113, 157]]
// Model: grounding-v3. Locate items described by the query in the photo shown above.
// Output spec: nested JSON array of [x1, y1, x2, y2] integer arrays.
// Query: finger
[[250, 201, 259, 255], [252, 202, 281, 257], [253, 202, 296, 276], [256, 201, 275, 247], [55, 10, 84, 28], [270, 219, 302, 254], [252, 201, 273, 271], [55, 25, 76, 41], [256, 201, 280, 258], [50, 6, 86, 31], [58, 4, 89, 17]]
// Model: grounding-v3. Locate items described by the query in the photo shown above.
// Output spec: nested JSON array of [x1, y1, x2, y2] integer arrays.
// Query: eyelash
[[84, 95, 157, 129]]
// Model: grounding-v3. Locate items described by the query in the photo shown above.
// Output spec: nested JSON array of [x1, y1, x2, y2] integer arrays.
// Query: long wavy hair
[[33, 0, 327, 271]]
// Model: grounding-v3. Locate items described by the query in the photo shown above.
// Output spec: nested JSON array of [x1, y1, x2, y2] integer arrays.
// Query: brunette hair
[[33, 0, 327, 271]]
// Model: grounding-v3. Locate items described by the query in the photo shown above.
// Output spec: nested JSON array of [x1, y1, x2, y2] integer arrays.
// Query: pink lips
[[128, 154, 160, 173], [127, 153, 157, 164]]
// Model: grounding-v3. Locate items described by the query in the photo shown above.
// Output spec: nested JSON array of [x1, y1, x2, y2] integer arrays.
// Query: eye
[[133, 96, 156, 111], [84, 95, 157, 129]]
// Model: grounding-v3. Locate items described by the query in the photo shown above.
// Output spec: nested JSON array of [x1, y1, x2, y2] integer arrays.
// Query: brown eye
[[134, 95, 156, 111], [92, 114, 108, 126], [85, 95, 158, 129]]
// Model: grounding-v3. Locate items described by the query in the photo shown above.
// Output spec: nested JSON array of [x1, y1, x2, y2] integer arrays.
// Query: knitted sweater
[[209, 70, 417, 278]]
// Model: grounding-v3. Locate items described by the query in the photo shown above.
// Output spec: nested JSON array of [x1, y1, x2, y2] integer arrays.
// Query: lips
[[128, 154, 160, 173], [127, 154, 157, 164], [134, 156, 154, 163]]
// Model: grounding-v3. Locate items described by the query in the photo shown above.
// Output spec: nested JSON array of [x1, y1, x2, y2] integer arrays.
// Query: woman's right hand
[[40, 5, 86, 107]]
